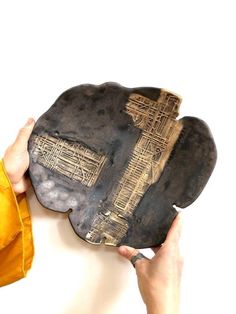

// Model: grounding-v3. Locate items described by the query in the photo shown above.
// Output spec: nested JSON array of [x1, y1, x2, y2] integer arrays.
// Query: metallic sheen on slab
[[28, 83, 217, 248]]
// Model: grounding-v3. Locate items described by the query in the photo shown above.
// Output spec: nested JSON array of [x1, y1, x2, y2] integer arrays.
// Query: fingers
[[118, 246, 149, 270], [14, 118, 35, 151], [118, 245, 140, 261], [165, 213, 183, 245], [118, 215, 182, 263], [12, 177, 31, 195]]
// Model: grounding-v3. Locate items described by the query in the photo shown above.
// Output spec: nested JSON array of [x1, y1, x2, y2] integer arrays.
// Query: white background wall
[[0, 1, 235, 313]]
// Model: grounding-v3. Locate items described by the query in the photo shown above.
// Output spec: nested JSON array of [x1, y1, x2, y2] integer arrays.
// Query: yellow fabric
[[0, 160, 34, 287]]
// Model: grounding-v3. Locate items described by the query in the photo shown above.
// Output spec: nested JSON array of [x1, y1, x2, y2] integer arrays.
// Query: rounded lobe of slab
[[120, 117, 217, 248]]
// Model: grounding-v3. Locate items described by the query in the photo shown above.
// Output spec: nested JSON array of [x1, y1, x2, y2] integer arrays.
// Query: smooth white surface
[[0, 1, 235, 313]]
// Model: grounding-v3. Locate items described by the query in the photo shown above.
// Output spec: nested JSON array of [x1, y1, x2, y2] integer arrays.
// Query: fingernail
[[25, 118, 34, 126]]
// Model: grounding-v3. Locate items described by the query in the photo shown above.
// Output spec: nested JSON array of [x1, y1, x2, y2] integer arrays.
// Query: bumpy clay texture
[[28, 83, 217, 248]]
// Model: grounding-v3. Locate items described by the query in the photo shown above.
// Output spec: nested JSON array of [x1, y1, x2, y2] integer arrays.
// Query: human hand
[[3, 118, 35, 194], [118, 214, 183, 314]]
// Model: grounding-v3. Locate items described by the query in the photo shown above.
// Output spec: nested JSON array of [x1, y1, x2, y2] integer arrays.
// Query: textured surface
[[28, 83, 217, 248]]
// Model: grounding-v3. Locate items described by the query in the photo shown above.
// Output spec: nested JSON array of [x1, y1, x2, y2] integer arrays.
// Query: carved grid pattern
[[32, 135, 107, 187], [86, 90, 182, 245]]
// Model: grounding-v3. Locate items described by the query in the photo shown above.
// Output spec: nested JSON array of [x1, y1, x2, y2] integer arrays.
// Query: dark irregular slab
[[28, 82, 217, 248]]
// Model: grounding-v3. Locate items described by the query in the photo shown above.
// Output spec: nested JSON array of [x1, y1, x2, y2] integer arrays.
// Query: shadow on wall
[[66, 247, 130, 314], [27, 188, 134, 314], [57, 219, 132, 314]]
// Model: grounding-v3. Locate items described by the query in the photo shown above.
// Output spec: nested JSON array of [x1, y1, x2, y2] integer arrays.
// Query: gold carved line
[[86, 89, 183, 246], [32, 135, 107, 187]]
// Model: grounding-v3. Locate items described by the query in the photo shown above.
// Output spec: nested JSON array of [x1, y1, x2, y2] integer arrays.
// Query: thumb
[[14, 118, 35, 151]]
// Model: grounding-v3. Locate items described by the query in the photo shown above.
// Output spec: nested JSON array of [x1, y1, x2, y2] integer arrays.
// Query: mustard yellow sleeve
[[0, 160, 34, 287]]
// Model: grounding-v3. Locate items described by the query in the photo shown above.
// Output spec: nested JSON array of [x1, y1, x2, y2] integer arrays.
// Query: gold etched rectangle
[[32, 135, 107, 187]]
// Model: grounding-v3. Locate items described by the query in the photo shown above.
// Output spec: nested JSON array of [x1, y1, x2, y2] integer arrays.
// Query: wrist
[[2, 158, 14, 185], [147, 305, 159, 314], [2, 159, 28, 195], [145, 292, 180, 314], [147, 304, 179, 314]]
